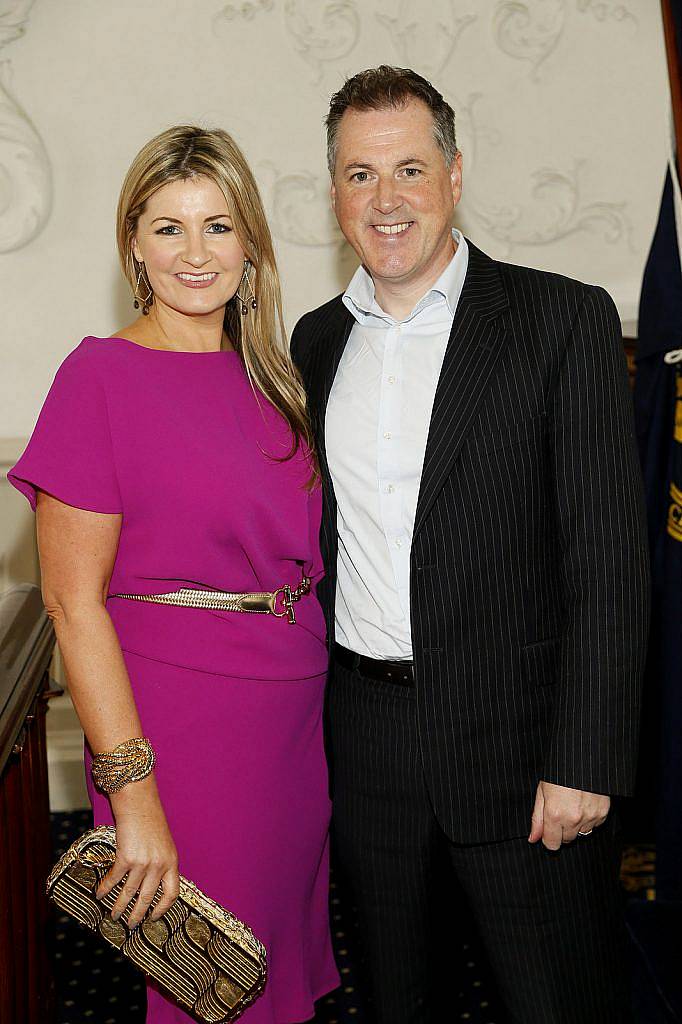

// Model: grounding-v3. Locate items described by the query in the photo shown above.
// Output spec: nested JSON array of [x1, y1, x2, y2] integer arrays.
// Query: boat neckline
[[88, 335, 240, 355]]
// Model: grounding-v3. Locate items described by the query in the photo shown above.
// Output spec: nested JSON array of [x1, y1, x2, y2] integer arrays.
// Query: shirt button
[[395, 538, 403, 549], [387, 375, 395, 384], [387, 484, 395, 494], [383, 431, 392, 440]]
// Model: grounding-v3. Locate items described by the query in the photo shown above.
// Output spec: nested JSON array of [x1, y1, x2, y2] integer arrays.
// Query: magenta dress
[[8, 336, 340, 1023]]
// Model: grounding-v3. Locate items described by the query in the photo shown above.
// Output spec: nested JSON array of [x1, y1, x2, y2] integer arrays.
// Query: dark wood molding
[[661, 0, 682, 183], [0, 584, 58, 1024]]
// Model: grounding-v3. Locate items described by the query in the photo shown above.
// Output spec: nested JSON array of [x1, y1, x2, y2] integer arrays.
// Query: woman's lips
[[175, 272, 219, 288]]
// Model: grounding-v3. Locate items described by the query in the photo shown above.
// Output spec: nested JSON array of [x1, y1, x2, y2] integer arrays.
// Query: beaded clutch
[[46, 826, 267, 1022]]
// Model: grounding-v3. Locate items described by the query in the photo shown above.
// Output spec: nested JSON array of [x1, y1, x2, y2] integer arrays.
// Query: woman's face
[[132, 175, 246, 318]]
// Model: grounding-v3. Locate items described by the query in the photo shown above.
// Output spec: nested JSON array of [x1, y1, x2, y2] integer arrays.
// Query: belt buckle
[[272, 585, 296, 624]]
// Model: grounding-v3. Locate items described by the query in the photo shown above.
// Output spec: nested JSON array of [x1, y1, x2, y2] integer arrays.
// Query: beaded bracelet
[[91, 737, 156, 793]]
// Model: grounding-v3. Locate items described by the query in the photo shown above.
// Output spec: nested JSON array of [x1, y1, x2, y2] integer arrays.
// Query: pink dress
[[8, 337, 340, 1023]]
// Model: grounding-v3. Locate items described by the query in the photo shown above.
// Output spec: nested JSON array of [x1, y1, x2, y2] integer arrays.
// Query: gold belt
[[111, 574, 311, 625]]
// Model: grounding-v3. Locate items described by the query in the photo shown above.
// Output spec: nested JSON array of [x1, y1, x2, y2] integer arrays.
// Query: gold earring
[[236, 259, 257, 316], [133, 264, 153, 316]]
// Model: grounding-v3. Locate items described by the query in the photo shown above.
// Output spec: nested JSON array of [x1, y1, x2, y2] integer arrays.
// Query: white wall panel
[[0, 1, 671, 442]]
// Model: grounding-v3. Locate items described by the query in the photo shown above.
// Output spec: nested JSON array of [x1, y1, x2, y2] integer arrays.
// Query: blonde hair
[[116, 125, 315, 479]]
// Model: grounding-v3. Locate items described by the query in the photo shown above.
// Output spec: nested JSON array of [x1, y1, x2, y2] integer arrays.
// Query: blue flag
[[634, 162, 682, 904]]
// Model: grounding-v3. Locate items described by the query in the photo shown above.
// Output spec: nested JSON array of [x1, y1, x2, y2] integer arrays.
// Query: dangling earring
[[133, 264, 153, 316], [236, 258, 258, 316]]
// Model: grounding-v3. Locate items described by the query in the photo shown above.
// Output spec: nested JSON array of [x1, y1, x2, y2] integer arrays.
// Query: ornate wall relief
[[283, 1, 360, 83], [492, 0, 635, 78], [376, 0, 477, 80], [492, 0, 567, 77], [213, 0, 273, 25], [261, 162, 342, 247], [458, 93, 632, 254], [576, 0, 635, 23], [0, 0, 52, 253]]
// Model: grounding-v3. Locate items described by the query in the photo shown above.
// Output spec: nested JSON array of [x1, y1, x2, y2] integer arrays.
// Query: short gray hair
[[325, 65, 457, 177]]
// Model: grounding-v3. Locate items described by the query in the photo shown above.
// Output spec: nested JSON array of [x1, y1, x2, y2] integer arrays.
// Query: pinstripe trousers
[[328, 659, 634, 1024]]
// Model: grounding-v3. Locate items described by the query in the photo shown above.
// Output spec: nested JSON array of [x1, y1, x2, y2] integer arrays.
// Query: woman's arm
[[37, 491, 179, 927]]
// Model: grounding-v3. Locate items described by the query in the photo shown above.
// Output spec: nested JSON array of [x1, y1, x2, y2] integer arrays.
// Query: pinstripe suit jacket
[[291, 240, 650, 843]]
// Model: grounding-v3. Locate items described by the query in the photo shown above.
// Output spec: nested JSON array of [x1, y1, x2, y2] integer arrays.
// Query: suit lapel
[[413, 242, 510, 537]]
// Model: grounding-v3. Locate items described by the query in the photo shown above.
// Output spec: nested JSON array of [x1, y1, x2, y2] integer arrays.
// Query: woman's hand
[[95, 775, 180, 928]]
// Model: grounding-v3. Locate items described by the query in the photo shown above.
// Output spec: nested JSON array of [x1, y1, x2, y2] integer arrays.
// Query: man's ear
[[450, 151, 463, 208], [330, 179, 336, 211]]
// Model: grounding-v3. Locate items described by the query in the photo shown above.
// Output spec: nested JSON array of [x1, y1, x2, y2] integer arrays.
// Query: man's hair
[[325, 65, 457, 177]]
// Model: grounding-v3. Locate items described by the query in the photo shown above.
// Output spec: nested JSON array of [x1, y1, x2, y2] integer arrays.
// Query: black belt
[[332, 643, 414, 686]]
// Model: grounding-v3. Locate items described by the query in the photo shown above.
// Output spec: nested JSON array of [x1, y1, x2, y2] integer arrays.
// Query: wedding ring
[[578, 829, 593, 836]]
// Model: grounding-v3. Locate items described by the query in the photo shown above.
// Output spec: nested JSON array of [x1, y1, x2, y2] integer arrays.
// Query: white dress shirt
[[325, 229, 469, 660]]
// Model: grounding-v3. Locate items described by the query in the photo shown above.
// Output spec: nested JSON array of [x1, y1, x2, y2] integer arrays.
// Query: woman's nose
[[182, 232, 211, 266]]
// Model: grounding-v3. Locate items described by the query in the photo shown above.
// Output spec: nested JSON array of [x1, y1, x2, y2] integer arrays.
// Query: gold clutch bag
[[46, 825, 267, 1022]]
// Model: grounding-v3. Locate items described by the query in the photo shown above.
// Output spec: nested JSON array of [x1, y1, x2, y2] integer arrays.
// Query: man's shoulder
[[293, 293, 348, 335], [486, 249, 611, 319], [290, 293, 350, 367]]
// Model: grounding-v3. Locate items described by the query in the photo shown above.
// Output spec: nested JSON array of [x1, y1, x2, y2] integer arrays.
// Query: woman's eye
[[156, 225, 181, 235], [207, 223, 232, 233]]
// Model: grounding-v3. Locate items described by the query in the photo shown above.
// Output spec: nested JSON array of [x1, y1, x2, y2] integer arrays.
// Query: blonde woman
[[9, 126, 339, 1023]]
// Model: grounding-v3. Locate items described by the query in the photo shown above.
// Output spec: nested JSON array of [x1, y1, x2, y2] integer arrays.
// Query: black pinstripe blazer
[[291, 240, 650, 843]]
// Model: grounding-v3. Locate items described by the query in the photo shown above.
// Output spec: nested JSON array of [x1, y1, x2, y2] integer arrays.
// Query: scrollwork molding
[[283, 1, 360, 84], [213, 0, 273, 25], [261, 162, 343, 248], [576, 0, 635, 23], [492, 0, 636, 78], [492, 0, 567, 76], [458, 93, 632, 254], [0, 0, 52, 254], [376, 0, 476, 80]]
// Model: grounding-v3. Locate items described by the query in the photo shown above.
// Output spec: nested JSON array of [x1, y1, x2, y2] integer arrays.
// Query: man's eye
[[403, 168, 421, 177], [352, 171, 369, 183]]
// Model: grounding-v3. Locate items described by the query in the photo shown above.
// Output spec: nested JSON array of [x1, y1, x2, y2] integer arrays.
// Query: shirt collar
[[343, 228, 469, 326]]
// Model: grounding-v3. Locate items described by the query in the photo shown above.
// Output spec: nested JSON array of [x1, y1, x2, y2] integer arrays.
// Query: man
[[291, 66, 650, 1023]]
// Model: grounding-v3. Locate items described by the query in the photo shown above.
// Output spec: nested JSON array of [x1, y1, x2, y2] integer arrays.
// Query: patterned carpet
[[50, 810, 507, 1024]]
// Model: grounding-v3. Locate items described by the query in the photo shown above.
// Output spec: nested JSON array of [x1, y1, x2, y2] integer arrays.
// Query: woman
[[8, 125, 339, 1023]]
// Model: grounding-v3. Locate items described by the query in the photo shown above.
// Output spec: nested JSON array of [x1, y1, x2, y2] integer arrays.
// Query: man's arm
[[531, 285, 650, 848]]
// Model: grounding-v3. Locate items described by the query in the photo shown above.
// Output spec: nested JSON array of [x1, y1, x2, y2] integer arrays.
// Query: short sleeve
[[7, 344, 122, 513]]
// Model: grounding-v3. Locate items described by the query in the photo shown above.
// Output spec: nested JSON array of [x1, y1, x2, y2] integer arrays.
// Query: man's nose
[[374, 178, 401, 214]]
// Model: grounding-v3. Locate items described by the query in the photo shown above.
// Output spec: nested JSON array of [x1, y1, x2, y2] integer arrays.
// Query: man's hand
[[528, 781, 610, 850]]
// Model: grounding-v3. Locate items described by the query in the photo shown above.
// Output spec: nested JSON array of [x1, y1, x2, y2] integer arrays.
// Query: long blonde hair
[[116, 125, 315, 479]]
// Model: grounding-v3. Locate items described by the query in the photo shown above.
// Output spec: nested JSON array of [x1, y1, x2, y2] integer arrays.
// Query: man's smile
[[371, 221, 415, 236]]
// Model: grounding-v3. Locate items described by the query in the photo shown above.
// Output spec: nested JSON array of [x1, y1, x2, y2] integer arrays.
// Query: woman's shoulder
[[56, 335, 134, 375], [43, 337, 139, 405], [75, 335, 133, 358]]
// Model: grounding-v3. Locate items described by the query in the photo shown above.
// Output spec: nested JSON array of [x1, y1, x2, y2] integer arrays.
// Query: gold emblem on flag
[[668, 481, 682, 542]]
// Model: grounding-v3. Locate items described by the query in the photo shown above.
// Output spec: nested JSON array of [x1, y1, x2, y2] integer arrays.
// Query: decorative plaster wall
[[0, 0, 670, 447]]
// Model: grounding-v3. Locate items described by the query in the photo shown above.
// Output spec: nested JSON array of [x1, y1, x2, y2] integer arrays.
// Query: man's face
[[331, 98, 462, 294]]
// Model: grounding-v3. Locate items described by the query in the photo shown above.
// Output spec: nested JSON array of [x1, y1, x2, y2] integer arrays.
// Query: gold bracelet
[[91, 737, 156, 793]]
